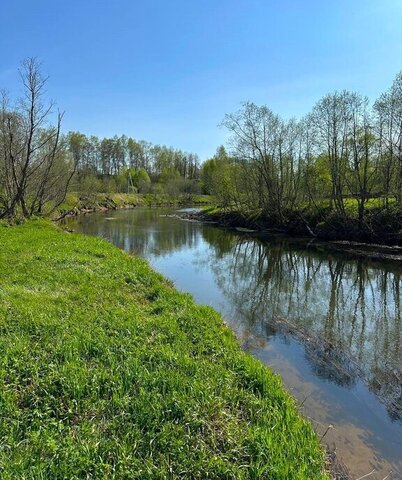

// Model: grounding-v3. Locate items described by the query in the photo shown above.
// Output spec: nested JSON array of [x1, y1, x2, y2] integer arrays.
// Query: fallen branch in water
[[355, 469, 375, 480], [320, 424, 334, 441], [52, 208, 77, 221]]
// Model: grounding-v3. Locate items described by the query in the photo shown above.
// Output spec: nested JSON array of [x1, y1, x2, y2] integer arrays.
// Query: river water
[[67, 207, 402, 479]]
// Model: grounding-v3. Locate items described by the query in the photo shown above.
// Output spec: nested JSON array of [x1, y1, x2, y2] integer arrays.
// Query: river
[[67, 207, 402, 480]]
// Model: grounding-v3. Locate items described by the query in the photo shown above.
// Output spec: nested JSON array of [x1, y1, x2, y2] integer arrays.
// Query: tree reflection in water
[[69, 210, 401, 423], [201, 230, 401, 421]]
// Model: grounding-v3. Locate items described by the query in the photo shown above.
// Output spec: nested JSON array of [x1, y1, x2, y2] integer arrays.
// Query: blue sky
[[1, 0, 402, 160]]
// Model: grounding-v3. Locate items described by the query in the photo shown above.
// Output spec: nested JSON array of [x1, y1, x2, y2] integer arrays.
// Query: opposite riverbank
[[181, 208, 402, 262], [53, 193, 402, 254], [199, 205, 401, 244], [52, 192, 213, 220], [0, 220, 328, 479]]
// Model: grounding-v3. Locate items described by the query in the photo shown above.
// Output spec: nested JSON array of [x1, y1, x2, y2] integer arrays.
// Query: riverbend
[[68, 207, 402, 480]]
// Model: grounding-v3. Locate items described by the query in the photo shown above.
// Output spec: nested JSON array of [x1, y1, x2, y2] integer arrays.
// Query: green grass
[[140, 193, 212, 207], [51, 192, 145, 215], [342, 196, 397, 214], [0, 221, 327, 479], [201, 205, 221, 215], [53, 192, 213, 217]]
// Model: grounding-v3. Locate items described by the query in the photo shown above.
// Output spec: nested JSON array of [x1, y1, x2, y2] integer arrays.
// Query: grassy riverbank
[[53, 192, 212, 218], [0, 220, 327, 479]]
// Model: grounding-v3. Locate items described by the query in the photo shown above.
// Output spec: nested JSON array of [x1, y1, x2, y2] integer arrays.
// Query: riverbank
[[182, 208, 402, 261], [0, 220, 327, 478], [52, 192, 213, 220]]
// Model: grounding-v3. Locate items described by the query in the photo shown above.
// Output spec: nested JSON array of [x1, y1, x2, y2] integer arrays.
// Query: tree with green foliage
[[134, 167, 151, 193], [158, 167, 180, 185]]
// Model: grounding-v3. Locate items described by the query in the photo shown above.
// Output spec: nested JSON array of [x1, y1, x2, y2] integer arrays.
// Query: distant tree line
[[67, 132, 201, 196], [202, 72, 402, 237]]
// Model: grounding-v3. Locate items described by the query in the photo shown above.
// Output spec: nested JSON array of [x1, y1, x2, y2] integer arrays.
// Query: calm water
[[68, 207, 402, 479]]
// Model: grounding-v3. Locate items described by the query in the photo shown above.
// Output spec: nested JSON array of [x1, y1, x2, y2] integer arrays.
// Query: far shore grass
[[51, 192, 213, 218], [0, 220, 327, 479]]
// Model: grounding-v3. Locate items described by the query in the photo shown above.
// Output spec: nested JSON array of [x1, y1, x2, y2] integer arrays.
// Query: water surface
[[68, 207, 402, 479]]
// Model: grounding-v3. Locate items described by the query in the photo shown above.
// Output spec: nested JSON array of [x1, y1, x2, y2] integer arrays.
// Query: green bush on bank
[[0, 221, 327, 479]]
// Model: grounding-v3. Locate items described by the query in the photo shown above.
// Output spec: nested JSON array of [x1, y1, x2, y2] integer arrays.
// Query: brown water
[[67, 207, 402, 479]]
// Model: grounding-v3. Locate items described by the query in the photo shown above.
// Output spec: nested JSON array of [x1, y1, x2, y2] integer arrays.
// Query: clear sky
[[1, 0, 402, 160]]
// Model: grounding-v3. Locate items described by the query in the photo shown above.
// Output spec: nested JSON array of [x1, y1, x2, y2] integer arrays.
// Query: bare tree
[[222, 102, 303, 222], [310, 91, 356, 215], [346, 94, 377, 227], [0, 58, 76, 218], [374, 71, 402, 205]]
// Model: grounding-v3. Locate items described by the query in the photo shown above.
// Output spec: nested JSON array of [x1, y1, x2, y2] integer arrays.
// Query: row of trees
[[203, 72, 402, 231], [68, 133, 201, 196], [68, 133, 200, 182]]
